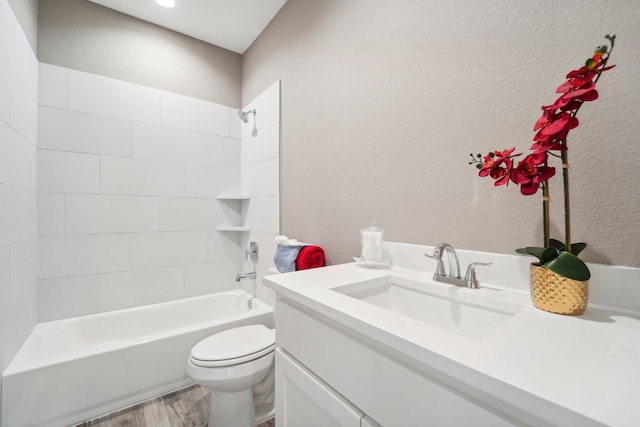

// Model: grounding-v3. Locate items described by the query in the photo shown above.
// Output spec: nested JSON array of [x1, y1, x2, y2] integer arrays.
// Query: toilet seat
[[190, 324, 275, 368]]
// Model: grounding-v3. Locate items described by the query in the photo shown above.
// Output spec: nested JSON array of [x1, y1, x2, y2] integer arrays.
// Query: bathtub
[[1, 289, 274, 427]]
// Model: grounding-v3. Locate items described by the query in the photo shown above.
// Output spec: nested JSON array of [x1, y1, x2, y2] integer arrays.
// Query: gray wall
[[243, 0, 640, 268], [38, 0, 242, 107]]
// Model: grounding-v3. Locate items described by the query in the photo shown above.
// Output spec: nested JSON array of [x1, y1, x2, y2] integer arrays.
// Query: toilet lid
[[190, 325, 275, 367]]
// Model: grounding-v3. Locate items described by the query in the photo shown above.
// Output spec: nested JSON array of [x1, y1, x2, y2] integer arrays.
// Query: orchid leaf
[[570, 242, 587, 256], [548, 239, 587, 256], [516, 246, 558, 264], [549, 239, 565, 251], [540, 247, 559, 264], [543, 251, 591, 281], [521, 247, 546, 259]]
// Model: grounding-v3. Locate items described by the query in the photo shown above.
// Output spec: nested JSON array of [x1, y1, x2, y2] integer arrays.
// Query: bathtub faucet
[[235, 272, 256, 282]]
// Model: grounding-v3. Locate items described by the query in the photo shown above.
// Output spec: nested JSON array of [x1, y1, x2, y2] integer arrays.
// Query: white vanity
[[264, 242, 640, 427]]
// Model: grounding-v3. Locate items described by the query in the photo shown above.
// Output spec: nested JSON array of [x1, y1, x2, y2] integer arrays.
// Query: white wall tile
[[99, 266, 184, 312], [0, 121, 30, 189], [251, 231, 279, 272], [39, 106, 132, 156], [131, 231, 208, 270], [184, 261, 238, 297], [27, 142, 36, 191], [186, 165, 239, 198], [0, 185, 21, 246], [161, 91, 230, 135], [209, 135, 240, 168], [20, 189, 37, 240], [101, 156, 185, 196], [159, 197, 223, 231], [0, 57, 11, 124], [0, 0, 22, 77], [241, 118, 279, 168], [38, 149, 101, 193], [0, 0, 38, 375], [38, 192, 65, 235], [68, 69, 161, 123], [0, 288, 37, 374], [38, 63, 68, 108], [66, 194, 159, 234], [11, 238, 38, 298], [132, 121, 209, 165], [10, 75, 37, 145], [208, 230, 243, 262], [256, 263, 277, 306], [31, 63, 261, 319], [37, 275, 100, 321], [0, 245, 11, 310], [229, 109, 241, 139], [242, 162, 269, 197], [246, 196, 279, 234], [38, 234, 130, 279], [266, 157, 279, 196], [22, 48, 38, 100]]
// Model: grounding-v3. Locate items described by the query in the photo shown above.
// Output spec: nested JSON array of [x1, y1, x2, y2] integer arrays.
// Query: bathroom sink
[[334, 275, 523, 340]]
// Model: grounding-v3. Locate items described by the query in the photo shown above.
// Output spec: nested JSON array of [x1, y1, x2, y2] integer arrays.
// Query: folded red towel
[[295, 245, 326, 270]]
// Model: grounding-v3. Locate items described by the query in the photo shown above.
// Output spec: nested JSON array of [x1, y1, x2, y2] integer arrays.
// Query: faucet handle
[[245, 241, 259, 262], [464, 262, 492, 289], [425, 252, 446, 276]]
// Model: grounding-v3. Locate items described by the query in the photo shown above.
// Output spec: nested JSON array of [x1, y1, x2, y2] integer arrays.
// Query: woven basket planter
[[529, 263, 588, 315]]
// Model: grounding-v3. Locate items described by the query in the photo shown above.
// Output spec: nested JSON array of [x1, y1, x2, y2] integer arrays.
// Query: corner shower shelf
[[216, 194, 251, 200], [216, 194, 251, 232], [216, 225, 251, 232]]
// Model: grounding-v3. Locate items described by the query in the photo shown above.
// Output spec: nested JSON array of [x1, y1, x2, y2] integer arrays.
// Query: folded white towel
[[274, 235, 304, 247]]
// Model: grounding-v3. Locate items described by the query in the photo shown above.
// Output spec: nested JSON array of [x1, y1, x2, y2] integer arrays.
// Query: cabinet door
[[361, 416, 382, 427], [275, 349, 363, 427]]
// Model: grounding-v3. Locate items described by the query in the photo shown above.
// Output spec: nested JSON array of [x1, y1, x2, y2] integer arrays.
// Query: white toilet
[[187, 324, 276, 427]]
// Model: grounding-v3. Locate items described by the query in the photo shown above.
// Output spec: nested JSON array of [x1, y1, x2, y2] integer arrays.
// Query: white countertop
[[264, 245, 640, 427]]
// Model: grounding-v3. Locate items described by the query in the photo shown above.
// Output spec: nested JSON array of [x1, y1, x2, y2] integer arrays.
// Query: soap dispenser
[[360, 221, 385, 262]]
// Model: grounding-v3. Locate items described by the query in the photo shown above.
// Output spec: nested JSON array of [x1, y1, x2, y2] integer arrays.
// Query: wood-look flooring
[[73, 384, 275, 427]]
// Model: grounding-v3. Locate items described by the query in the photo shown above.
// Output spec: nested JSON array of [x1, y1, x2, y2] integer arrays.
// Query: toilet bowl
[[187, 324, 276, 427]]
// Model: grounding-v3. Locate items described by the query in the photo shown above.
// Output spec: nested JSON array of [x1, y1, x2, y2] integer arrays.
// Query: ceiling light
[[155, 0, 175, 8]]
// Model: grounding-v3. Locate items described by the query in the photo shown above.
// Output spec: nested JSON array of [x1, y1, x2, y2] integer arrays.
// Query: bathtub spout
[[236, 272, 256, 282]]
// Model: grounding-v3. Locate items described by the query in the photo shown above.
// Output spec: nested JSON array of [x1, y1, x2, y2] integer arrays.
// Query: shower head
[[238, 109, 256, 123]]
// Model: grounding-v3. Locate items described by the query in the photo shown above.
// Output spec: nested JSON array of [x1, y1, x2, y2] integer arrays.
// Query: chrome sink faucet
[[428, 243, 461, 279], [425, 243, 491, 289]]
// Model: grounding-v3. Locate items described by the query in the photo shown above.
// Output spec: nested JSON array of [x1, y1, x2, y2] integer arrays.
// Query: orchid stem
[[542, 181, 550, 248], [561, 148, 571, 252]]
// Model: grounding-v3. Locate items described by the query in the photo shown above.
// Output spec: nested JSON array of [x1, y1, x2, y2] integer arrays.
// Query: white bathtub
[[1, 289, 274, 427]]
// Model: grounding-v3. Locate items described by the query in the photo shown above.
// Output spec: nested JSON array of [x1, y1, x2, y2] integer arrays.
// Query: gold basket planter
[[529, 263, 588, 315]]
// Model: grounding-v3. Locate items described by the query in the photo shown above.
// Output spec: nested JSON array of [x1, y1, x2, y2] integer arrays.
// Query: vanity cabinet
[[275, 299, 517, 427]]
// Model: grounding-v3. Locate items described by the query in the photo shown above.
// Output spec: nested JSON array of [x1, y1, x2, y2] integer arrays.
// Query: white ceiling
[[88, 0, 288, 54]]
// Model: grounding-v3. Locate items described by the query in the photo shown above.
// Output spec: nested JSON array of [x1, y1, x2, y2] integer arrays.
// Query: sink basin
[[334, 275, 524, 340]]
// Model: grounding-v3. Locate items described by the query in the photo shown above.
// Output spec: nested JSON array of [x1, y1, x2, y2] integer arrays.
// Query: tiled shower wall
[[0, 0, 38, 386], [239, 81, 280, 306], [37, 63, 246, 321]]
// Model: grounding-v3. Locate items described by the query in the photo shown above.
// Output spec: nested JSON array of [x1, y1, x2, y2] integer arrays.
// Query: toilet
[[187, 324, 276, 427]]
